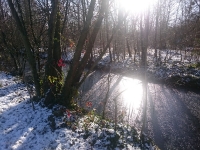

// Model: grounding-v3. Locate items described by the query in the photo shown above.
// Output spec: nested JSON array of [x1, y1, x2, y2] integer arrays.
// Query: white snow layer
[[0, 72, 90, 150], [0, 72, 151, 150], [0, 72, 156, 150]]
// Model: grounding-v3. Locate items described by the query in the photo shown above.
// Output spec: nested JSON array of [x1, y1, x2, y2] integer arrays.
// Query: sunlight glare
[[116, 0, 158, 15], [120, 77, 143, 115]]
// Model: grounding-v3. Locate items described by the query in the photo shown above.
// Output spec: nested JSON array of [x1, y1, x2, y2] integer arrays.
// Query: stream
[[78, 70, 200, 150]]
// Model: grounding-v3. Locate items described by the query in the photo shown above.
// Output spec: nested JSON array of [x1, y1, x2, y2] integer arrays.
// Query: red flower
[[86, 101, 92, 108], [66, 109, 71, 118], [57, 59, 65, 67]]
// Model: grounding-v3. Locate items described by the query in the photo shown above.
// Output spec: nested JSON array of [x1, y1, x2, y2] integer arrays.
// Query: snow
[[62, 49, 199, 80], [91, 50, 200, 88], [0, 72, 157, 150]]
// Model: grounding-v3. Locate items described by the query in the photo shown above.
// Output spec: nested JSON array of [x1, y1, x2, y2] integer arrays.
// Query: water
[[79, 71, 144, 125], [26, 63, 200, 149], [78, 70, 200, 150]]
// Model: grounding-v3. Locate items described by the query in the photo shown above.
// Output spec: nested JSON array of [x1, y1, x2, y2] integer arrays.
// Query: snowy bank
[[0, 72, 158, 150]]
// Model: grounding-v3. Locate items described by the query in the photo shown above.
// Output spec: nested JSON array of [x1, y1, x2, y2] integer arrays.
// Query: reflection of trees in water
[[78, 71, 144, 127], [79, 72, 123, 114]]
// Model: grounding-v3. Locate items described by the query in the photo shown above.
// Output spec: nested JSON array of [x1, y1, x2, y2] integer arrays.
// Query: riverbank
[[0, 72, 159, 150], [91, 53, 200, 92]]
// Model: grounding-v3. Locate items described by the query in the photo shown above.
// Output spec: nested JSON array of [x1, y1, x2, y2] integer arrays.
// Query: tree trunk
[[61, 0, 97, 107], [44, 2, 62, 106], [141, 12, 149, 68], [105, 4, 112, 63], [154, 3, 159, 61], [7, 0, 41, 97], [126, 38, 132, 57], [61, 0, 107, 107], [141, 8, 150, 136], [45, 0, 59, 80]]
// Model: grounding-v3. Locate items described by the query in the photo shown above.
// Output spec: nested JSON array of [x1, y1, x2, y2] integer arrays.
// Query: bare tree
[[7, 0, 41, 97]]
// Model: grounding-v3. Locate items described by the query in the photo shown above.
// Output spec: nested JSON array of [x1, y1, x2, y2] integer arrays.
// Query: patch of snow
[[0, 72, 157, 150]]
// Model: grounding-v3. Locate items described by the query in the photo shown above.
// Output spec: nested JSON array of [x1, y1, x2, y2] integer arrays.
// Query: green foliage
[[188, 62, 200, 69], [45, 73, 65, 102], [86, 109, 96, 122], [39, 78, 44, 94], [66, 87, 80, 109], [71, 87, 79, 98], [48, 76, 58, 84], [53, 38, 58, 42], [80, 109, 98, 131], [48, 75, 63, 93]]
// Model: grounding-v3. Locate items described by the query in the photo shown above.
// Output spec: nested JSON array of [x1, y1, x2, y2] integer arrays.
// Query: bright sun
[[116, 0, 158, 15]]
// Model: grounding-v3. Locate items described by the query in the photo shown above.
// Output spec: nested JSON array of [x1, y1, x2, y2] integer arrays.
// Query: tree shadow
[[0, 73, 56, 149], [146, 84, 165, 150], [0, 93, 55, 150], [0, 82, 26, 98], [78, 72, 123, 115], [146, 83, 200, 150], [79, 70, 106, 94]]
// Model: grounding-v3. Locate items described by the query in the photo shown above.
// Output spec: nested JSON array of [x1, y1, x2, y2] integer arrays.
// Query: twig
[[25, 81, 35, 111]]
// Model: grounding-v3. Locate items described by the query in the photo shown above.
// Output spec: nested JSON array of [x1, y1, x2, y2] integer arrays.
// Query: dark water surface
[[79, 71, 200, 150]]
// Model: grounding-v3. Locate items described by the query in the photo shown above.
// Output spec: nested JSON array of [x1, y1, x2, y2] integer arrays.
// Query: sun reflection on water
[[79, 73, 144, 124], [119, 77, 143, 118]]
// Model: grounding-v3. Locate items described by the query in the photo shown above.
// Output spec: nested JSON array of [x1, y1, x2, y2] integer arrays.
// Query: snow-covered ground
[[62, 49, 200, 81], [2, 49, 197, 149], [0, 72, 158, 150], [84, 50, 200, 88]]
